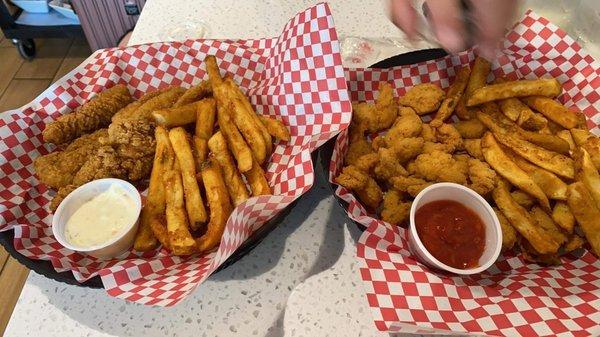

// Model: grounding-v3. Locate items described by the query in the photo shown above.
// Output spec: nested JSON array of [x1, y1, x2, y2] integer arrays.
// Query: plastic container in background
[[52, 179, 142, 260], [11, 0, 50, 13], [49, 0, 79, 23], [408, 183, 502, 275]]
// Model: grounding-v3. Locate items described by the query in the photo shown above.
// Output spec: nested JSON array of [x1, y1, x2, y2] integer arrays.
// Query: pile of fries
[[134, 56, 290, 255], [336, 56, 600, 264]]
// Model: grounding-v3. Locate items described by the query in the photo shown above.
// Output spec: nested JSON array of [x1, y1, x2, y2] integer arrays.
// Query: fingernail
[[435, 28, 465, 54]]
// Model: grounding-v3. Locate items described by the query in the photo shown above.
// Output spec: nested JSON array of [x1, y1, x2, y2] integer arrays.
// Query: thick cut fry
[[466, 57, 491, 97], [196, 159, 233, 252], [556, 130, 575, 151], [481, 133, 550, 210], [174, 81, 212, 107], [431, 66, 470, 125], [521, 96, 579, 129], [571, 129, 593, 146], [222, 78, 273, 155], [192, 136, 208, 171], [510, 152, 568, 200], [152, 101, 199, 127], [511, 190, 536, 209], [149, 215, 171, 251], [134, 126, 175, 251], [495, 78, 535, 123], [493, 181, 559, 254], [217, 104, 253, 172], [205, 55, 223, 87], [455, 95, 477, 120], [454, 119, 487, 139], [575, 149, 600, 209], [564, 235, 585, 252], [164, 169, 197, 256], [478, 113, 574, 179], [208, 132, 250, 206], [259, 116, 291, 142], [244, 159, 272, 196], [567, 182, 600, 256], [551, 201, 575, 233], [467, 79, 562, 107], [520, 111, 547, 131], [195, 98, 217, 140], [493, 207, 517, 251], [530, 206, 567, 246], [169, 127, 208, 229]]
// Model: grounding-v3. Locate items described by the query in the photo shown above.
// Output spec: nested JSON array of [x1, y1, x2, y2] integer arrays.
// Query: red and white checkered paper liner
[[0, 3, 351, 306], [330, 11, 600, 337]]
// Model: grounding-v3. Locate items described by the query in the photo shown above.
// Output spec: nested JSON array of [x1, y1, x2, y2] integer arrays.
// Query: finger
[[470, 0, 519, 60], [388, 0, 418, 40], [424, 0, 466, 54]]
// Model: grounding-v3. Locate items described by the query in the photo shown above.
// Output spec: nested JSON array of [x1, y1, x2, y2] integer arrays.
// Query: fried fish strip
[[43, 84, 133, 144]]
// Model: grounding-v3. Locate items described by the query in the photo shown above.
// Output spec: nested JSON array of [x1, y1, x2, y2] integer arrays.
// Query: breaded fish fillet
[[34, 129, 108, 189], [42, 84, 133, 145]]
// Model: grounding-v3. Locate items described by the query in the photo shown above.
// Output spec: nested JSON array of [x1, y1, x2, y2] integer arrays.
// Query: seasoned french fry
[[174, 81, 212, 107], [493, 207, 517, 251], [465, 57, 491, 97], [511, 190, 536, 209], [551, 201, 575, 233], [530, 206, 567, 246], [196, 159, 233, 252], [192, 136, 209, 171], [222, 78, 274, 155], [517, 129, 570, 155], [205, 55, 223, 87], [431, 66, 470, 126], [208, 132, 250, 206], [478, 112, 574, 179], [149, 215, 171, 251], [164, 168, 197, 256], [455, 95, 477, 120], [576, 112, 588, 129], [556, 130, 575, 151], [217, 104, 253, 172], [454, 119, 487, 139], [215, 84, 268, 164], [567, 182, 600, 257], [521, 96, 579, 129], [574, 148, 600, 209], [467, 78, 562, 107], [169, 127, 208, 229], [519, 111, 548, 131], [152, 101, 198, 126], [133, 126, 175, 251], [498, 96, 530, 121], [571, 129, 593, 146], [564, 235, 585, 252], [259, 116, 291, 142], [195, 97, 217, 140], [244, 159, 272, 196], [481, 133, 550, 210], [493, 180, 559, 254], [510, 152, 568, 200]]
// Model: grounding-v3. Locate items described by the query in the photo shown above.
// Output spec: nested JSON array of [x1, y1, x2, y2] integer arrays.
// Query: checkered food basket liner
[[329, 11, 600, 337], [0, 3, 352, 306]]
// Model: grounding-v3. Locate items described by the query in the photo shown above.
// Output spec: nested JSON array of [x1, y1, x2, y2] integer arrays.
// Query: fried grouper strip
[[34, 129, 108, 189], [43, 84, 133, 145]]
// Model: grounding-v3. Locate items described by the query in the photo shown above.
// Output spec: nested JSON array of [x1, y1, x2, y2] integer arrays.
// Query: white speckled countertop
[[5, 1, 600, 336]]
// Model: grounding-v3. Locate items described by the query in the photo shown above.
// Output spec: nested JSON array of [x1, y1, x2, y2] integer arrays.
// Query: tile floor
[[0, 34, 92, 335]]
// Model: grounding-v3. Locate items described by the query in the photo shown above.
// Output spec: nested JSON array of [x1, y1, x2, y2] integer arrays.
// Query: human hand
[[389, 0, 519, 60]]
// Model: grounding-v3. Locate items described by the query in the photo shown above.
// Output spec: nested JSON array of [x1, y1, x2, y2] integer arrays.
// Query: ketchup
[[414, 200, 485, 269]]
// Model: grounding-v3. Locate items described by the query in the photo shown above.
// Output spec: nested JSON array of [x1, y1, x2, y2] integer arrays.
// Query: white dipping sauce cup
[[52, 178, 142, 259], [408, 183, 502, 275]]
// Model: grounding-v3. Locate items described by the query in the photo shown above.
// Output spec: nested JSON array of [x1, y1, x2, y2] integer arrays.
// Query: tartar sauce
[[65, 184, 138, 247]]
